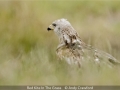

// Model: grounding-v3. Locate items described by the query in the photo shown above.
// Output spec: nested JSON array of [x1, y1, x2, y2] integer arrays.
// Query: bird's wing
[[82, 45, 120, 66], [56, 41, 120, 68]]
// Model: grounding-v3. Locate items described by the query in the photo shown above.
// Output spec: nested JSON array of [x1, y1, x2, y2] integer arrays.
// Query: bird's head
[[47, 18, 72, 36], [47, 18, 81, 47]]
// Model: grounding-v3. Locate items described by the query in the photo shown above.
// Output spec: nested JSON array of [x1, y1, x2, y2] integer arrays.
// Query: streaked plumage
[[47, 18, 120, 67]]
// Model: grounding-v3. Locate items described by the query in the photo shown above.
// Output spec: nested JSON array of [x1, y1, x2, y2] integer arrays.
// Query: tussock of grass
[[0, 1, 120, 85]]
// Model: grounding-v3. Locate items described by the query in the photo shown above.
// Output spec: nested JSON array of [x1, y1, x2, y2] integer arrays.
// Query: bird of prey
[[47, 18, 120, 68]]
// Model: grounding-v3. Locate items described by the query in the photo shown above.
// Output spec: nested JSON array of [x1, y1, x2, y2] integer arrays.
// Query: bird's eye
[[52, 23, 56, 27]]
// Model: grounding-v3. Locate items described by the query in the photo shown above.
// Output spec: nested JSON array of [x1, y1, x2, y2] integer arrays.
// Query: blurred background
[[0, 1, 120, 85]]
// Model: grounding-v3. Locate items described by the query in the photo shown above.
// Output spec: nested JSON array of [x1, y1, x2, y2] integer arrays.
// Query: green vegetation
[[0, 1, 120, 85]]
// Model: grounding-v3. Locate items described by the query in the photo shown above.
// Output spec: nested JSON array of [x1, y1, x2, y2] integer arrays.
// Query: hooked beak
[[47, 27, 52, 31], [47, 25, 54, 31]]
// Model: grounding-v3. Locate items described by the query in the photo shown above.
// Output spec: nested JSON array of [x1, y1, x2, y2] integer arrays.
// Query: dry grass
[[0, 1, 120, 85]]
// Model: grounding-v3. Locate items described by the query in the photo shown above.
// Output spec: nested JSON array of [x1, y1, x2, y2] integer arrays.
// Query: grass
[[0, 1, 120, 85]]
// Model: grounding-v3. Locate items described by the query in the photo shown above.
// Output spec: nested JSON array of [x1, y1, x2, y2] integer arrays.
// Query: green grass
[[0, 1, 120, 85]]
